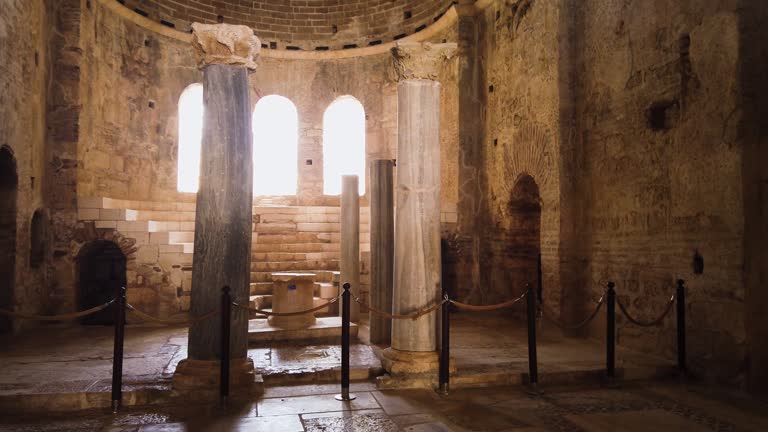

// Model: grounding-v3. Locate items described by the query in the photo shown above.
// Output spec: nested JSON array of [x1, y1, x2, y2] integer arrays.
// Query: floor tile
[[566, 409, 712, 432], [257, 391, 380, 416]]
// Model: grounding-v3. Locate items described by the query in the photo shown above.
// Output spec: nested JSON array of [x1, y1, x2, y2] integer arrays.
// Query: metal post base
[[111, 400, 120, 414], [525, 383, 543, 397], [436, 383, 449, 396], [335, 389, 357, 401]]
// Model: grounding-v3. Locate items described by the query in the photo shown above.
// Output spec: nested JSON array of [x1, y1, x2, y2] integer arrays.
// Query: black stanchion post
[[537, 253, 543, 309], [526, 283, 539, 390], [606, 282, 616, 379], [220, 286, 231, 402], [111, 286, 126, 413], [438, 291, 450, 395], [335, 283, 356, 401], [676, 279, 686, 375]]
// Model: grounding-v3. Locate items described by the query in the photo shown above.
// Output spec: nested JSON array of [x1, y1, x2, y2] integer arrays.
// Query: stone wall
[[75, 0, 460, 207], [471, 0, 765, 387], [0, 0, 50, 327], [472, 0, 568, 310], [41, 0, 460, 314], [573, 0, 748, 383], [117, 0, 453, 51]]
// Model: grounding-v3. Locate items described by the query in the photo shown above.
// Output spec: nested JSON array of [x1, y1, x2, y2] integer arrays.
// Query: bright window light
[[252, 95, 299, 196], [323, 96, 366, 195], [177, 84, 203, 193]]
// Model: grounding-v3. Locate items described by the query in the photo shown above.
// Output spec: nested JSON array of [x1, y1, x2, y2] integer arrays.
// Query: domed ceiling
[[117, 0, 454, 51]]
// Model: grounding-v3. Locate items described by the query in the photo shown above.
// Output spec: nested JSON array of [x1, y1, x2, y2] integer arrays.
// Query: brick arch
[[70, 222, 139, 262]]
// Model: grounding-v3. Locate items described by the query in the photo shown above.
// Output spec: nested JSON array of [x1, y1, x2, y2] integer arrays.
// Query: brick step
[[251, 252, 340, 261], [250, 260, 340, 272]]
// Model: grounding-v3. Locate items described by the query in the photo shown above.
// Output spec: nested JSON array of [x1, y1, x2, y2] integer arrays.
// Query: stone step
[[251, 252, 340, 261], [249, 295, 272, 309], [132, 210, 196, 222], [250, 270, 339, 282], [251, 243, 340, 253], [250, 260, 340, 272], [250, 282, 273, 295]]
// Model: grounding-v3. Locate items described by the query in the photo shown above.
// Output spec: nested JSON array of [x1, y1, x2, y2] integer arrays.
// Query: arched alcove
[[29, 209, 46, 268], [0, 146, 18, 334], [252, 95, 299, 196], [77, 240, 127, 325], [506, 174, 542, 303], [323, 96, 366, 195], [177, 83, 204, 193]]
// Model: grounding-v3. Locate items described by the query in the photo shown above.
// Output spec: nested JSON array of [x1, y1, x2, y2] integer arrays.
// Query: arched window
[[323, 96, 366, 195], [176, 84, 204, 193], [252, 95, 299, 196]]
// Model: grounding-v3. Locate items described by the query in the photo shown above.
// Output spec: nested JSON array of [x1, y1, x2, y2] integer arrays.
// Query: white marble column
[[174, 23, 260, 392], [340, 175, 360, 323], [383, 42, 457, 376], [370, 160, 394, 345]]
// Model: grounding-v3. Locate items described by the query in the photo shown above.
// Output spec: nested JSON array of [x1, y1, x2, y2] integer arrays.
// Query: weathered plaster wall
[[573, 0, 747, 383], [0, 0, 50, 325], [472, 1, 567, 310]]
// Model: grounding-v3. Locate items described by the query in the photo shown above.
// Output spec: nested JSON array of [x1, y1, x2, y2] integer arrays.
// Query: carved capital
[[191, 23, 260, 71], [391, 42, 457, 81]]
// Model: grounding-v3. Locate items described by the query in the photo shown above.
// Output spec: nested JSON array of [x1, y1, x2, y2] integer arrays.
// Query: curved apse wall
[[115, 0, 454, 51]]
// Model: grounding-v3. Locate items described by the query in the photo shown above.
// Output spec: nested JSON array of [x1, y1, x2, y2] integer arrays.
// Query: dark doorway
[[78, 241, 126, 325], [0, 147, 18, 334], [507, 175, 542, 302]]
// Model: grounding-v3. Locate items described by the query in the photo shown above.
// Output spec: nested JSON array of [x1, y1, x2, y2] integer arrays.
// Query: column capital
[[191, 23, 260, 71], [391, 42, 458, 81]]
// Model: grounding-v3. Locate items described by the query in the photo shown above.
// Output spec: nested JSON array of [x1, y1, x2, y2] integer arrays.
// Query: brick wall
[[118, 0, 454, 50]]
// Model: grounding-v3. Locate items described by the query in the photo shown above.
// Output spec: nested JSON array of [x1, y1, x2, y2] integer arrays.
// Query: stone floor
[[0, 381, 767, 431], [0, 311, 671, 400]]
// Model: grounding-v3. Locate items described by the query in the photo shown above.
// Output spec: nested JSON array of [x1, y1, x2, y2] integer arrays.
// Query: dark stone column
[[188, 63, 253, 360], [174, 23, 260, 392], [369, 160, 394, 344]]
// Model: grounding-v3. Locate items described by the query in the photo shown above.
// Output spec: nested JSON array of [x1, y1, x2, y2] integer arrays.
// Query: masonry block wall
[[118, 0, 454, 51], [0, 0, 50, 328]]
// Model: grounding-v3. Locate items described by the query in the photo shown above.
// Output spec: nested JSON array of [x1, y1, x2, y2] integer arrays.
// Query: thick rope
[[0, 299, 116, 321], [232, 295, 340, 317], [449, 291, 527, 311], [541, 295, 605, 330], [616, 295, 676, 327], [126, 304, 220, 326], [355, 296, 446, 320]]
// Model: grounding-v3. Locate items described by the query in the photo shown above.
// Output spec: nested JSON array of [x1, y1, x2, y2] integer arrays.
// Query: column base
[[172, 358, 263, 396], [381, 348, 440, 375]]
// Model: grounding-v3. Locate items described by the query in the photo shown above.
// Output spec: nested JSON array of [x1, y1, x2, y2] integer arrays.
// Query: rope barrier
[[232, 294, 340, 317], [616, 295, 676, 327], [355, 295, 447, 320], [541, 294, 606, 330], [126, 304, 220, 326], [449, 291, 527, 311], [0, 299, 116, 321]]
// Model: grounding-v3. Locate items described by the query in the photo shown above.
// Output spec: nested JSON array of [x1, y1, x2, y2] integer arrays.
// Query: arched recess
[[252, 95, 299, 196], [0, 146, 17, 333], [177, 83, 204, 193], [77, 240, 127, 325], [323, 96, 366, 195], [506, 174, 542, 302], [30, 209, 47, 268]]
